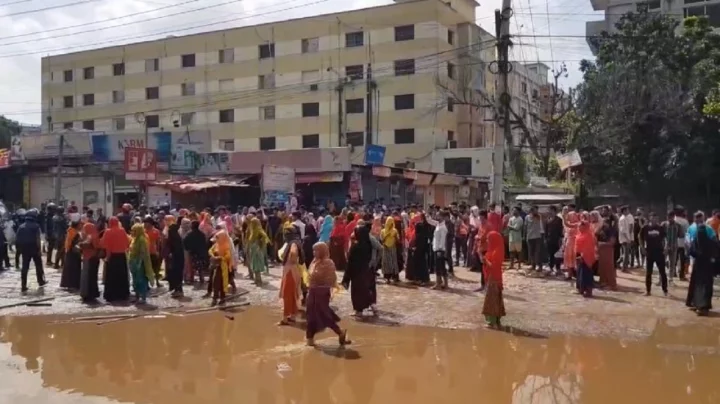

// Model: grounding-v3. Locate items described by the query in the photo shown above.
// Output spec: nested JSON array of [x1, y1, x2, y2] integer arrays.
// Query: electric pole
[[54, 134, 64, 204], [365, 62, 374, 145], [492, 0, 512, 204], [337, 82, 344, 147]]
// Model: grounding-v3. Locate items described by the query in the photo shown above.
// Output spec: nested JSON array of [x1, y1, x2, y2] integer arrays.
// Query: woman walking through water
[[344, 223, 375, 317], [128, 224, 154, 304], [482, 231, 505, 329], [246, 217, 269, 286], [306, 242, 351, 347], [101, 217, 131, 303], [78, 222, 101, 303], [209, 230, 233, 306], [380, 217, 400, 283]]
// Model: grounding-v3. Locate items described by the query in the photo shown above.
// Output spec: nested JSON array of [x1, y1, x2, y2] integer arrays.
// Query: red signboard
[[124, 147, 157, 181], [0, 149, 10, 169]]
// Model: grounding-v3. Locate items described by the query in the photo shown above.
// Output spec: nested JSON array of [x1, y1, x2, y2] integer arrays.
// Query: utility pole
[[54, 134, 64, 204], [492, 0, 512, 204], [337, 81, 344, 147], [365, 62, 373, 145]]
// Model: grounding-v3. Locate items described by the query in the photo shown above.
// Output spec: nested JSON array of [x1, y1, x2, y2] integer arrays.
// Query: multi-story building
[[41, 0, 485, 168], [507, 62, 550, 151], [586, 0, 720, 54]]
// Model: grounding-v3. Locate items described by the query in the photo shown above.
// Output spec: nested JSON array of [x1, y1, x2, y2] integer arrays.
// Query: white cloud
[[0, 0, 598, 125]]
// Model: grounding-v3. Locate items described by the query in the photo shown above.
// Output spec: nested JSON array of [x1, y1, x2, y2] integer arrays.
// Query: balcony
[[589, 0, 609, 11], [586, 19, 609, 55]]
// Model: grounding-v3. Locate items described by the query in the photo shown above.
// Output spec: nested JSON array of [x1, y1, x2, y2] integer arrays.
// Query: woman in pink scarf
[[199, 212, 214, 240], [344, 212, 359, 254], [563, 210, 580, 279]]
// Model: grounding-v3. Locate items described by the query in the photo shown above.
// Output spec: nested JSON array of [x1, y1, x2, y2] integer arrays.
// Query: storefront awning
[[295, 172, 344, 184], [150, 177, 250, 193]]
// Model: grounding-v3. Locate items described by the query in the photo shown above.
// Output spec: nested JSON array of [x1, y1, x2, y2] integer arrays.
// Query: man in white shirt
[[432, 213, 449, 290], [618, 205, 634, 271]]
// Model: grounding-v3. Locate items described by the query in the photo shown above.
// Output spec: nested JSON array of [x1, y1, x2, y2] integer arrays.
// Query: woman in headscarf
[[595, 217, 617, 290], [306, 242, 351, 347], [563, 210, 580, 279], [101, 217, 131, 302], [412, 214, 433, 286], [199, 212, 214, 240], [686, 211, 717, 316], [329, 214, 347, 272], [279, 242, 302, 325], [574, 221, 597, 298], [482, 231, 505, 329], [344, 212, 359, 254], [60, 220, 82, 291], [128, 224, 154, 304], [167, 223, 185, 297], [161, 215, 176, 282], [78, 222, 101, 303], [178, 218, 195, 284], [370, 217, 382, 239], [318, 214, 333, 243], [246, 217, 269, 286], [343, 224, 375, 317], [380, 217, 400, 283], [208, 230, 232, 306], [405, 213, 422, 281], [184, 221, 209, 285], [302, 223, 318, 269]]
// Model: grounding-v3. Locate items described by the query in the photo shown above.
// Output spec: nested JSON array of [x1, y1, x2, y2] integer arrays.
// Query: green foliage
[[0, 116, 20, 149], [572, 12, 720, 203]]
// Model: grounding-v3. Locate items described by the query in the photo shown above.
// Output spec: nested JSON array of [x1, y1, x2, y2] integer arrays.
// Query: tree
[[572, 12, 720, 204], [0, 116, 21, 149]]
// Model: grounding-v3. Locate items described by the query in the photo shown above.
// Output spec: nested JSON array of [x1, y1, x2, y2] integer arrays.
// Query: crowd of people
[[1, 199, 717, 346]]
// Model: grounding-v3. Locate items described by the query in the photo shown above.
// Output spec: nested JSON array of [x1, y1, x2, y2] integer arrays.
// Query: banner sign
[[556, 150, 582, 171], [170, 130, 210, 173], [196, 153, 231, 176], [364, 144, 386, 165], [0, 149, 10, 169], [124, 148, 157, 181], [262, 165, 295, 206], [11, 132, 94, 160]]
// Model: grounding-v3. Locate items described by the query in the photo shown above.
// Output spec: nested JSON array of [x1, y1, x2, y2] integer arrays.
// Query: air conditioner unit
[[310, 84, 318, 91], [447, 140, 458, 149]]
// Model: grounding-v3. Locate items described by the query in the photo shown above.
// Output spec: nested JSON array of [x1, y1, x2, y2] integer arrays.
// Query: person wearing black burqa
[[686, 212, 718, 316], [167, 223, 185, 298], [185, 221, 209, 289], [60, 221, 82, 291], [413, 214, 433, 285], [343, 223, 375, 316]]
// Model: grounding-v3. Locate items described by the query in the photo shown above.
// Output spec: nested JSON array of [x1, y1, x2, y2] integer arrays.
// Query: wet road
[[2, 307, 720, 404]]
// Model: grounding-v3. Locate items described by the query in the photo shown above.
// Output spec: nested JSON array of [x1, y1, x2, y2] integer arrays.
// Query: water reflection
[[0, 310, 719, 403]]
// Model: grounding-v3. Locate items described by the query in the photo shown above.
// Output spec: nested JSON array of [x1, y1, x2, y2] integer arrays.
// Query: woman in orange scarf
[[482, 231, 506, 328], [563, 210, 580, 279], [102, 217, 131, 302], [306, 242, 351, 347], [328, 214, 347, 272], [278, 242, 302, 325], [209, 230, 232, 306], [574, 221, 597, 297], [60, 221, 83, 291], [78, 222, 101, 303]]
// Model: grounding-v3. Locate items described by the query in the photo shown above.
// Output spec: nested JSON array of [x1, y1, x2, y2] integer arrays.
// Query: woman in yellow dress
[[246, 217, 270, 286], [209, 230, 232, 306]]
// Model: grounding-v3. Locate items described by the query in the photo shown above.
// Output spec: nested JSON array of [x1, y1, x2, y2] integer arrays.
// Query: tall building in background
[[41, 0, 495, 172]]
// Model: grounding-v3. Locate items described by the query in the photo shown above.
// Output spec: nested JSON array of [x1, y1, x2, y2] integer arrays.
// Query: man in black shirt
[[16, 210, 47, 292], [642, 212, 667, 296]]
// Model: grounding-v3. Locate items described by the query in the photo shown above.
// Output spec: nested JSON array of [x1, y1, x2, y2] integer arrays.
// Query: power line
[[0, 0, 32, 6], [0, 0, 102, 18]]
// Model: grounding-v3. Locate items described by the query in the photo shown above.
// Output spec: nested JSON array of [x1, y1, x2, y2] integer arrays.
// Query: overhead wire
[[0, 0, 103, 18]]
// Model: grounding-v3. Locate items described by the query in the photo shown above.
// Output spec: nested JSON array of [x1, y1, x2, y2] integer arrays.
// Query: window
[[219, 109, 234, 123], [521, 107, 528, 119], [82, 120, 94, 130], [684, 5, 704, 17], [447, 98, 454, 112], [302, 102, 320, 117], [708, 4, 720, 27], [258, 74, 275, 89], [180, 112, 195, 126], [259, 43, 275, 59], [63, 96, 74, 108], [181, 54, 196, 68], [447, 30, 455, 45], [113, 63, 124, 76], [394, 128, 415, 144], [83, 67, 94, 80], [395, 25, 415, 41], [259, 136, 276, 151], [346, 131, 364, 147], [395, 94, 415, 110], [112, 90, 125, 103], [447, 130, 455, 141], [63, 122, 73, 129], [301, 70, 320, 83], [260, 105, 275, 120], [145, 58, 159, 72], [444, 157, 472, 176], [181, 82, 195, 96], [301, 37, 319, 53], [63, 69, 73, 82], [345, 64, 364, 80], [394, 59, 415, 76], [219, 48, 234, 63], [637, 1, 660, 11], [532, 89, 539, 99], [346, 98, 364, 114], [146, 87, 159, 100], [146, 114, 159, 128], [113, 117, 125, 130], [83, 94, 94, 106], [521, 81, 528, 94], [447, 62, 456, 79], [219, 139, 235, 151], [345, 31, 364, 47], [302, 134, 320, 148]]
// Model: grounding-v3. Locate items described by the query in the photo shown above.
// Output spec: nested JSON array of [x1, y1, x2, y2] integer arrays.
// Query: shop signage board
[[11, 132, 94, 160], [124, 148, 158, 181], [261, 164, 295, 206]]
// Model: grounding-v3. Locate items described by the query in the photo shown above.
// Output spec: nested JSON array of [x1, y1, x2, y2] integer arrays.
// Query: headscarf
[[80, 222, 99, 259], [247, 217, 270, 244], [575, 221, 597, 267], [380, 217, 398, 248], [484, 231, 505, 286], [330, 216, 346, 238], [65, 222, 80, 252], [199, 212, 213, 239], [163, 215, 176, 237], [102, 217, 130, 254], [309, 242, 337, 288], [370, 217, 382, 238], [179, 218, 191, 238], [318, 215, 334, 242]]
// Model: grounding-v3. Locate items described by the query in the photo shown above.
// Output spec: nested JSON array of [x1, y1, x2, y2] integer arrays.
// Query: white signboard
[[556, 150, 582, 171], [262, 165, 296, 193]]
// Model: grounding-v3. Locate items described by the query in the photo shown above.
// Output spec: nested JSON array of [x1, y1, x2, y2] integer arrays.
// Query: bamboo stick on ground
[[0, 297, 54, 310], [180, 302, 250, 315]]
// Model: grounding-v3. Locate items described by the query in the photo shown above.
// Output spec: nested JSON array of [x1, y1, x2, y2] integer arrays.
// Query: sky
[[0, 0, 602, 125]]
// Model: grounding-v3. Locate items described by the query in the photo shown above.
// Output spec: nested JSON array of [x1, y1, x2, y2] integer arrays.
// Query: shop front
[[295, 172, 346, 208], [29, 167, 110, 212]]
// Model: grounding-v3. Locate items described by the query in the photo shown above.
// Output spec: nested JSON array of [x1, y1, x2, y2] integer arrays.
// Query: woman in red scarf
[[344, 212, 359, 254], [482, 231, 506, 328], [78, 222, 101, 303], [101, 217, 131, 302], [574, 221, 597, 297], [329, 214, 347, 272]]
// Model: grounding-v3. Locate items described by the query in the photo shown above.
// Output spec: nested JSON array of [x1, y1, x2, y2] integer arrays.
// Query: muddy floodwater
[[1, 308, 720, 404]]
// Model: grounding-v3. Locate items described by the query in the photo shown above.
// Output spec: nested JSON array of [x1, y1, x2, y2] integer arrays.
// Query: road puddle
[[0, 308, 720, 403]]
